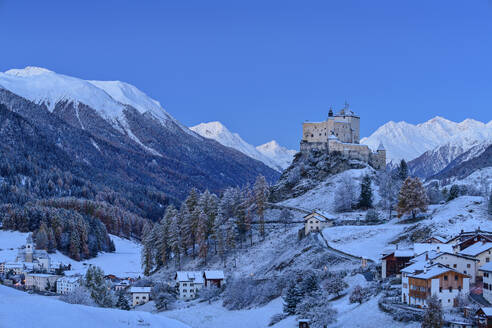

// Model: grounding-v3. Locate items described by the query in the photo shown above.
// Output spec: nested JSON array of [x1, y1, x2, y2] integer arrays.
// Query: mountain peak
[[5, 66, 53, 77], [258, 140, 280, 149]]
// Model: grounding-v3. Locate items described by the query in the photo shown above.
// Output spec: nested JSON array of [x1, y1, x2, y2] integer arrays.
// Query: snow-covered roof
[[303, 211, 333, 223], [459, 242, 492, 257], [407, 263, 466, 280], [424, 236, 447, 243], [203, 270, 225, 280], [479, 262, 492, 273], [58, 276, 81, 284], [130, 287, 151, 294], [394, 249, 414, 257], [175, 271, 204, 284], [401, 260, 427, 274], [480, 307, 492, 316], [5, 262, 23, 269], [413, 243, 453, 255], [26, 273, 58, 278]]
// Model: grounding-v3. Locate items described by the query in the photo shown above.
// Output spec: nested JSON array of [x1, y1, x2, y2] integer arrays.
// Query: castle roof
[[377, 142, 385, 151]]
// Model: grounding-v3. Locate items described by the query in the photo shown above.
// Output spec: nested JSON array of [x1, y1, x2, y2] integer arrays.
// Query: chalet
[[477, 307, 492, 328], [479, 263, 492, 304], [413, 243, 453, 255], [403, 263, 469, 308], [381, 249, 414, 279], [303, 211, 334, 235], [203, 270, 225, 288], [25, 273, 60, 291], [129, 287, 151, 306], [412, 251, 478, 283], [459, 242, 492, 276], [56, 275, 81, 295], [447, 229, 492, 252], [175, 271, 204, 300]]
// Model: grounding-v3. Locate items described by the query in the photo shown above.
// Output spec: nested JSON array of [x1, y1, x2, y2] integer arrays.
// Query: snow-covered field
[[0, 285, 188, 328], [322, 222, 408, 261], [0, 231, 142, 278]]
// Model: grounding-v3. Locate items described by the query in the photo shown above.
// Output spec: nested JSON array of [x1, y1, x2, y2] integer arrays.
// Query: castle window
[[311, 134, 313, 138]]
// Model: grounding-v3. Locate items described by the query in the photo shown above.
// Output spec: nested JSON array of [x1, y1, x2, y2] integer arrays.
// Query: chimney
[[425, 253, 429, 261]]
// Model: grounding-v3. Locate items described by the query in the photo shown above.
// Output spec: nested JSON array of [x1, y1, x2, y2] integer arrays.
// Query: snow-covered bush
[[268, 313, 287, 326], [349, 285, 372, 304], [323, 273, 348, 297], [60, 286, 95, 306], [295, 290, 337, 328], [365, 209, 381, 224], [151, 282, 177, 311], [335, 175, 357, 212], [222, 277, 282, 310], [198, 285, 222, 304]]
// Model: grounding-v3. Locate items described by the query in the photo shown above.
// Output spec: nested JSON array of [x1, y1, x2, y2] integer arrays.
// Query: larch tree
[[141, 221, 154, 276], [378, 170, 400, 219], [397, 177, 429, 219]]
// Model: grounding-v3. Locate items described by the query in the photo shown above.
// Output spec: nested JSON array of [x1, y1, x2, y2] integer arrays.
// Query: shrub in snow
[[365, 209, 381, 224], [84, 265, 115, 308], [349, 285, 372, 304], [268, 313, 287, 326], [447, 184, 460, 202], [295, 290, 337, 328], [323, 274, 348, 297], [421, 295, 444, 328], [198, 285, 222, 304], [116, 291, 130, 310], [60, 286, 95, 306], [151, 282, 177, 311], [223, 277, 281, 310]]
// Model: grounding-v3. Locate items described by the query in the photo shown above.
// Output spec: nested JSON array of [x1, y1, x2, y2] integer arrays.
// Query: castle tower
[[377, 142, 386, 169], [25, 233, 34, 262], [328, 106, 333, 118]]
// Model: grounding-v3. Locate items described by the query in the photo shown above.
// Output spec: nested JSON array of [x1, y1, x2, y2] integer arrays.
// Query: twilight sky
[[1, 0, 491, 149]]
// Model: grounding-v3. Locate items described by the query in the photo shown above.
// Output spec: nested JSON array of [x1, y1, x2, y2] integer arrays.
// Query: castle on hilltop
[[300, 102, 386, 169]]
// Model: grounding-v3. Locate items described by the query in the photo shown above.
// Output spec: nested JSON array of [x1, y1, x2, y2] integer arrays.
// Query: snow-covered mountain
[[361, 116, 491, 164], [191, 121, 296, 172], [0, 66, 279, 207], [256, 140, 297, 171]]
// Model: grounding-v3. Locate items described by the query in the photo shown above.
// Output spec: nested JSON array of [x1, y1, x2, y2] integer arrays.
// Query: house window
[[467, 264, 471, 268], [183, 289, 187, 293], [142, 296, 146, 300], [183, 283, 187, 286], [455, 275, 458, 281], [439, 287, 442, 292], [485, 283, 489, 289], [453, 264, 457, 268], [449, 287, 452, 292], [444, 275, 448, 281], [136, 296, 139, 300], [487, 258, 490, 263]]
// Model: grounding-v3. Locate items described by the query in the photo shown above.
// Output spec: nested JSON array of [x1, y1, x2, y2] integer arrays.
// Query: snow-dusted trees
[[324, 274, 348, 297], [254, 175, 270, 240], [489, 191, 492, 216], [295, 291, 337, 328], [358, 175, 373, 209], [141, 222, 155, 276], [447, 184, 460, 202], [60, 286, 95, 306], [397, 177, 429, 219], [334, 175, 357, 212], [283, 281, 303, 315], [116, 290, 130, 310], [397, 159, 408, 181], [422, 295, 444, 328], [378, 170, 400, 219], [280, 208, 294, 231], [349, 285, 365, 304], [152, 282, 177, 311], [84, 265, 114, 307]]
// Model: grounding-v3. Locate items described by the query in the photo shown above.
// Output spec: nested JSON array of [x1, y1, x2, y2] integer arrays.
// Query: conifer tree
[[283, 281, 303, 315], [169, 215, 183, 269], [116, 291, 130, 310], [422, 295, 444, 328], [488, 191, 492, 216], [197, 210, 208, 264], [35, 223, 49, 250], [398, 159, 408, 181], [447, 185, 460, 202], [141, 222, 154, 276], [397, 177, 429, 219], [254, 175, 269, 240], [358, 174, 373, 209]]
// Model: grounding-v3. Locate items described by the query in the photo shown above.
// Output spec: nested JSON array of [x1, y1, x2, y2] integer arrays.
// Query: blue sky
[[0, 1, 491, 149]]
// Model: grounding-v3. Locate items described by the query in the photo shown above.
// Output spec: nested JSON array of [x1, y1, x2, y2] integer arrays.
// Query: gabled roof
[[175, 271, 205, 284], [203, 270, 225, 280], [407, 263, 469, 280], [413, 243, 453, 255], [459, 242, 492, 257], [424, 236, 447, 243], [130, 287, 151, 293], [478, 307, 492, 317], [401, 260, 427, 274], [58, 275, 81, 284], [303, 211, 333, 223]]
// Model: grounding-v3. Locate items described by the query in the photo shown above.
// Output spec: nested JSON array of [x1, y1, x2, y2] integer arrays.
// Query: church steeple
[[328, 106, 333, 118]]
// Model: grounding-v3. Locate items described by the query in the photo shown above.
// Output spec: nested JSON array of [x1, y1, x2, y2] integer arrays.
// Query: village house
[[203, 270, 225, 288], [303, 211, 334, 235], [413, 251, 479, 283], [479, 263, 492, 304], [56, 275, 81, 295], [175, 271, 204, 300], [4, 262, 24, 275], [381, 248, 414, 279], [476, 307, 492, 328], [25, 273, 60, 292], [403, 263, 469, 308], [447, 229, 492, 252], [422, 236, 447, 244], [129, 286, 151, 306], [459, 242, 492, 277]]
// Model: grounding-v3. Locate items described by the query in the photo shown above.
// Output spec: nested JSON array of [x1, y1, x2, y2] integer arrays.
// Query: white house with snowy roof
[[129, 286, 151, 306], [56, 275, 82, 295], [459, 242, 492, 277], [303, 211, 334, 235], [403, 263, 469, 308], [479, 262, 492, 304], [175, 271, 205, 300]]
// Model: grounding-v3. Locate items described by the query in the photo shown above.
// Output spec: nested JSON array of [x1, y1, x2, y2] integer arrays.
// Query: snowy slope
[[0, 285, 189, 328], [256, 141, 297, 170], [0, 231, 143, 278], [361, 116, 491, 163], [191, 121, 295, 172]]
